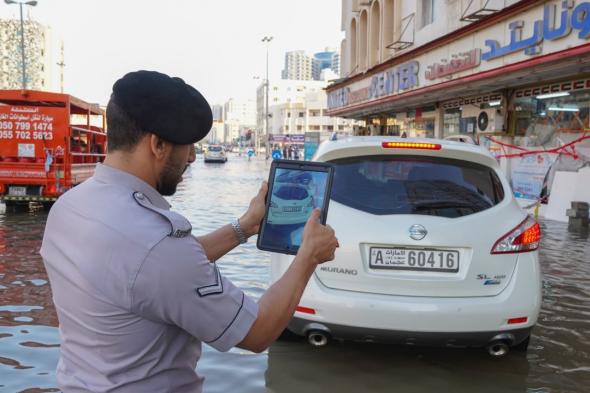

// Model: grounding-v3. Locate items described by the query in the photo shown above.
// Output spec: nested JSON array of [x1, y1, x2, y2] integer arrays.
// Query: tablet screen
[[259, 165, 331, 253]]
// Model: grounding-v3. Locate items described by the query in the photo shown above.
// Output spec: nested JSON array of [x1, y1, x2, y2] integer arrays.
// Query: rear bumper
[[204, 157, 227, 162], [288, 317, 533, 347], [284, 252, 542, 341]]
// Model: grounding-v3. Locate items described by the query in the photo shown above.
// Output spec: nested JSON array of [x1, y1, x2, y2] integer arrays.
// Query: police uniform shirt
[[40, 163, 258, 393]]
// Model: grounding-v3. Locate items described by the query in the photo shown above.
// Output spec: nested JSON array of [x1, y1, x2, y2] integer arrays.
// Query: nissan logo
[[409, 224, 427, 240]]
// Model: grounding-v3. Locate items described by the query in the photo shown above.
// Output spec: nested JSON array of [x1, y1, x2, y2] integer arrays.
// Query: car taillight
[[382, 141, 442, 150], [491, 216, 540, 254]]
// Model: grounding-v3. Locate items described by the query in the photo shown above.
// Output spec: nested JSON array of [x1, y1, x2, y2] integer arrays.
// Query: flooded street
[[0, 155, 589, 393]]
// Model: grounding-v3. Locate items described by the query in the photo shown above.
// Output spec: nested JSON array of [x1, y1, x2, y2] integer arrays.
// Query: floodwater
[[0, 155, 589, 393]]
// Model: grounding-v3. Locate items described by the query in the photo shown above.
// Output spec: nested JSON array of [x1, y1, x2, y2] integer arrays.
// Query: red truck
[[0, 90, 106, 211]]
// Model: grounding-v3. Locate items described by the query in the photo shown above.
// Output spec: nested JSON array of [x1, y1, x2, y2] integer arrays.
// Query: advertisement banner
[[511, 153, 556, 200]]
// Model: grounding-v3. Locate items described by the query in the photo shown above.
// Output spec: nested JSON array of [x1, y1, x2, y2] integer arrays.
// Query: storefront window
[[512, 89, 590, 145], [442, 94, 505, 138], [443, 108, 461, 137]]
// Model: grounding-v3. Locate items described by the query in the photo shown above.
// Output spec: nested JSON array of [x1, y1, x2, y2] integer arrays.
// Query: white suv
[[270, 137, 542, 357]]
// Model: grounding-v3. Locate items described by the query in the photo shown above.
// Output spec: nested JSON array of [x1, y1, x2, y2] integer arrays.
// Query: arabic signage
[[0, 106, 57, 142], [327, 0, 590, 112], [483, 0, 590, 61], [426, 49, 481, 80]]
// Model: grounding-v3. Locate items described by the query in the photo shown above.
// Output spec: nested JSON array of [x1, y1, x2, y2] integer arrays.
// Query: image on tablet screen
[[264, 168, 329, 249]]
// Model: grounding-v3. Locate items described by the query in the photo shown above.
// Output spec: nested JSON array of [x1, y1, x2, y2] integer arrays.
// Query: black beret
[[111, 70, 212, 144]]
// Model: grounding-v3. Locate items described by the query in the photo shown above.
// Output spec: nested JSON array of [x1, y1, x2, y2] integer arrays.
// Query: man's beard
[[156, 156, 188, 196]]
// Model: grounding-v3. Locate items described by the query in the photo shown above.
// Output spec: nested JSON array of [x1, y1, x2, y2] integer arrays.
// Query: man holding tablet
[[41, 70, 339, 393]]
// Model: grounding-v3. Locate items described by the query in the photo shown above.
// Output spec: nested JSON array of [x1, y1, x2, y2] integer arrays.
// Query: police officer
[[40, 70, 339, 393]]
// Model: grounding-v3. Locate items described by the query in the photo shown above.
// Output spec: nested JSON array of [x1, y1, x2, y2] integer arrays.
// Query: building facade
[[0, 19, 61, 91], [329, 0, 590, 219], [257, 79, 363, 144], [223, 98, 257, 143], [281, 50, 314, 80]]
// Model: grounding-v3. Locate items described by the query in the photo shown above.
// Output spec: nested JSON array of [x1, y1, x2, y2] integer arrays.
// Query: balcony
[[460, 0, 502, 22], [386, 13, 415, 51]]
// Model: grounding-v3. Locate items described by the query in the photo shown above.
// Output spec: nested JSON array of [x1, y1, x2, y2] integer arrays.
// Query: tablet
[[257, 159, 334, 255]]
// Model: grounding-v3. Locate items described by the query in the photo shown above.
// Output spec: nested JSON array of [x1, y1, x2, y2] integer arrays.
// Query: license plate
[[8, 186, 27, 196], [369, 247, 460, 272], [283, 206, 302, 212]]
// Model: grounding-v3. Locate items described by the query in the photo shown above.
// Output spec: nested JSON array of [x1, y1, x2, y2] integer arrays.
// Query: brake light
[[507, 317, 528, 324], [295, 306, 316, 314], [382, 141, 441, 150], [45, 185, 57, 195], [491, 216, 541, 254]]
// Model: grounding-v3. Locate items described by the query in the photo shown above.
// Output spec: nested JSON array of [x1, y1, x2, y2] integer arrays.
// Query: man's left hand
[[240, 181, 268, 237]]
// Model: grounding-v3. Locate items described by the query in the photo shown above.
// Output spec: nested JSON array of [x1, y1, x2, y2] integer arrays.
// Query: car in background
[[204, 145, 227, 163], [270, 137, 542, 357], [268, 184, 314, 225]]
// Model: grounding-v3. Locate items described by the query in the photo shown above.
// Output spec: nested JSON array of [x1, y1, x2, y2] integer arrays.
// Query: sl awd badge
[[409, 224, 427, 240]]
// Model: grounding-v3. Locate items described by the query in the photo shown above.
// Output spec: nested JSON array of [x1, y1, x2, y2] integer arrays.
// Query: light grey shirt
[[40, 163, 258, 393]]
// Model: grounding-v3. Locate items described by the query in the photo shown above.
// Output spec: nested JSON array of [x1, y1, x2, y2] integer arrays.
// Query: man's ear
[[149, 134, 171, 160]]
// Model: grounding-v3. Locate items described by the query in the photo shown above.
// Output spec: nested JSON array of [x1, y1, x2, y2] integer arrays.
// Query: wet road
[[0, 155, 589, 393]]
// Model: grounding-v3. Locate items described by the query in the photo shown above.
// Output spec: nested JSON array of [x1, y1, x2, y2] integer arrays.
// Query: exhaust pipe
[[487, 340, 510, 357], [304, 323, 331, 347], [307, 330, 330, 347], [486, 333, 515, 358]]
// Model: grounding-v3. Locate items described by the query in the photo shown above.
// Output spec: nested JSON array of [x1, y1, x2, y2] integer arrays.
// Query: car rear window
[[329, 155, 505, 218], [274, 185, 309, 200], [209, 146, 222, 152]]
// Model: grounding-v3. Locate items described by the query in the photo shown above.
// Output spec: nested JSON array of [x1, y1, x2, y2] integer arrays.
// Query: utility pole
[[57, 41, 65, 93], [262, 36, 273, 160]]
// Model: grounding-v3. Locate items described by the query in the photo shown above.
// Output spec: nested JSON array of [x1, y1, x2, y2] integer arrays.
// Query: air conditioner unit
[[476, 109, 504, 133]]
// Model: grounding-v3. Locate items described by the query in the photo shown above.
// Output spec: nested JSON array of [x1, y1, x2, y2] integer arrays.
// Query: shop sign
[[441, 93, 503, 109], [268, 134, 304, 143], [482, 0, 590, 61], [425, 49, 481, 80], [328, 60, 420, 110], [514, 78, 590, 98]]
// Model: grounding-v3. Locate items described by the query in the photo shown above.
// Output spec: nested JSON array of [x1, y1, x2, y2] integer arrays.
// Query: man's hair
[[106, 96, 146, 152]]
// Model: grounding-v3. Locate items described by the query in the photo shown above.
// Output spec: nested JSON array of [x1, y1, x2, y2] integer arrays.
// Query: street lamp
[[4, 0, 38, 90], [261, 35, 273, 159]]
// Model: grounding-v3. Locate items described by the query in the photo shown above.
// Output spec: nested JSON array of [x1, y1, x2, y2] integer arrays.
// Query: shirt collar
[[93, 163, 171, 210]]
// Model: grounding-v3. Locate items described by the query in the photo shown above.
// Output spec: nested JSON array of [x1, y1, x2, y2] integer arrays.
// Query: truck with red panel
[[0, 90, 106, 211]]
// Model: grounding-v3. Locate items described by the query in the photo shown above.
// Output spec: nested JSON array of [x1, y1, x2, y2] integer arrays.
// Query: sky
[[0, 0, 344, 106]]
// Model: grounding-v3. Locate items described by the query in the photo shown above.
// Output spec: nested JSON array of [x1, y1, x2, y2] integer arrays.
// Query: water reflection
[[0, 155, 589, 392]]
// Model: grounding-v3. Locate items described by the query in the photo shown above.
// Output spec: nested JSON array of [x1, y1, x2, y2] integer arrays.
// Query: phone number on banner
[[0, 121, 54, 140]]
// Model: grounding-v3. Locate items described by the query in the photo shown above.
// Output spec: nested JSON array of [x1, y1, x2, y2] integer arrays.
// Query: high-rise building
[[211, 104, 224, 122], [223, 98, 256, 143], [0, 19, 61, 91], [312, 48, 340, 80], [281, 50, 313, 81]]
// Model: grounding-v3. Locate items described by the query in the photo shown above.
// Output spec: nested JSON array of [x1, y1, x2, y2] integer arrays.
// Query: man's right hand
[[237, 208, 338, 353], [298, 209, 339, 266]]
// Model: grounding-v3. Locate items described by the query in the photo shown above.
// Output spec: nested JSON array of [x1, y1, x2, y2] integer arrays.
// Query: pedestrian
[[40, 70, 339, 393], [294, 146, 300, 160], [282, 145, 287, 160]]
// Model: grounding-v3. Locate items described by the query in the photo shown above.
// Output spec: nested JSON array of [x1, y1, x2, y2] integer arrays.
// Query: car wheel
[[512, 336, 530, 352]]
